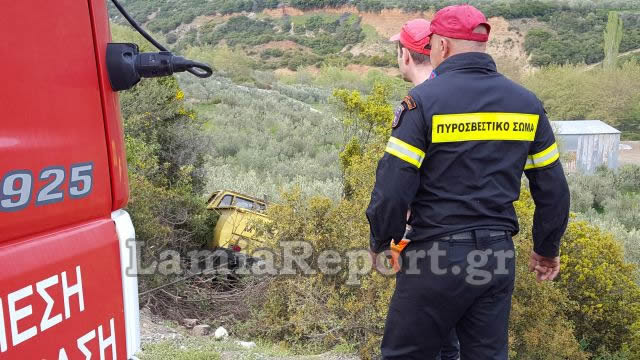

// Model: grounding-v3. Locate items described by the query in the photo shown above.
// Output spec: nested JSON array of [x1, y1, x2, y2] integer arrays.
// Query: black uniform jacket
[[366, 52, 570, 258]]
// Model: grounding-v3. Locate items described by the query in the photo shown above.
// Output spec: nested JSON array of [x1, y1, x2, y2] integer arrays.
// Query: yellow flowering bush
[[558, 220, 640, 354]]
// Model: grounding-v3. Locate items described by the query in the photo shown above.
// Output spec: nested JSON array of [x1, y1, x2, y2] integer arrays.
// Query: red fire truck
[[1, 1, 211, 359]]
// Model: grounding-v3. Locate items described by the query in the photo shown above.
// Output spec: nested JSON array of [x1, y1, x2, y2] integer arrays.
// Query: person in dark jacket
[[366, 5, 569, 360], [389, 18, 460, 360]]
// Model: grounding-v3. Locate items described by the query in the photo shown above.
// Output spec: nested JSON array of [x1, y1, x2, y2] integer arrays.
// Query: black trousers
[[381, 230, 516, 360]]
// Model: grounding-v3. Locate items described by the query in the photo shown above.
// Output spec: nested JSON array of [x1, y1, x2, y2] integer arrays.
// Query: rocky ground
[[138, 309, 360, 360]]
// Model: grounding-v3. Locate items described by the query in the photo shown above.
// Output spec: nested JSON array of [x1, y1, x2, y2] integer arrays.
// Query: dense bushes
[[197, 14, 364, 57], [559, 221, 640, 354], [523, 10, 640, 66], [201, 16, 277, 47], [112, 25, 218, 314], [109, 0, 281, 33], [121, 75, 218, 294], [238, 169, 640, 359]]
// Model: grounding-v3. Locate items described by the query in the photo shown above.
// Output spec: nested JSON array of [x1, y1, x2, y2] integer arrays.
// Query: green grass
[[139, 340, 221, 360], [361, 23, 382, 43], [137, 337, 327, 360]]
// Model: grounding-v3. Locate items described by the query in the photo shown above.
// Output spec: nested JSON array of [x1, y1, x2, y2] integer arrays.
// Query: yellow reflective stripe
[[385, 136, 425, 168], [531, 142, 558, 160], [432, 113, 539, 143], [388, 137, 426, 159], [525, 142, 560, 170]]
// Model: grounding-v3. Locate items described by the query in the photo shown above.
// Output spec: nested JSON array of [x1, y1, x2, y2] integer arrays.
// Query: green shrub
[[558, 220, 640, 354]]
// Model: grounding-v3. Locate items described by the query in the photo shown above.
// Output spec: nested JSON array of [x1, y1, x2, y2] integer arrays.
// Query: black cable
[[110, 0, 212, 78], [110, 0, 167, 52]]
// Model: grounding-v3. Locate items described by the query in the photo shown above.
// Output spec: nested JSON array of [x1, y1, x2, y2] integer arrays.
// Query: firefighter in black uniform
[[388, 18, 460, 360], [366, 5, 570, 360]]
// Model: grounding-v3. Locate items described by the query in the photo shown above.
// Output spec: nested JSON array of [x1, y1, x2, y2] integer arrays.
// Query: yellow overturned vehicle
[[206, 190, 270, 265]]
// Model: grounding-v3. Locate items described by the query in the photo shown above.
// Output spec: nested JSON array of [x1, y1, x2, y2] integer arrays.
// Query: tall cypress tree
[[603, 11, 624, 69]]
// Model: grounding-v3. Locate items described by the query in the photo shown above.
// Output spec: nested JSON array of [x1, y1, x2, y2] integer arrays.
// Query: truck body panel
[[0, 219, 127, 359], [0, 1, 137, 358], [0, 0, 114, 242]]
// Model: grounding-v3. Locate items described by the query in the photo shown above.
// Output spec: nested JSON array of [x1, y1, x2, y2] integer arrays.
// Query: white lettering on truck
[[59, 348, 69, 360], [8, 285, 37, 346], [99, 318, 117, 360], [37, 275, 63, 332], [0, 266, 85, 352], [77, 329, 95, 359], [73, 318, 117, 360], [62, 266, 85, 319]]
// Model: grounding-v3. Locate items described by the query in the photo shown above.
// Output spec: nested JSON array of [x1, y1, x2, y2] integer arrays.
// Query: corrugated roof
[[551, 120, 621, 135]]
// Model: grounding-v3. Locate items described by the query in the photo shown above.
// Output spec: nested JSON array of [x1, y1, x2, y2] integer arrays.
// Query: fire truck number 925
[[0, 163, 94, 212]]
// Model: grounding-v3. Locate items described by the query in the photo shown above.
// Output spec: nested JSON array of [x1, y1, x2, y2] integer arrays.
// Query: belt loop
[[474, 229, 490, 250]]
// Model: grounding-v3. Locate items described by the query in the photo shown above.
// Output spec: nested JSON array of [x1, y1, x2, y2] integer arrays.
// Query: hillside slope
[[174, 5, 531, 72]]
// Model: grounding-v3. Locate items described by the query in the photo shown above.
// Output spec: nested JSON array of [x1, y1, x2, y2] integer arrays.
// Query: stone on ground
[[214, 326, 229, 340], [192, 324, 211, 336]]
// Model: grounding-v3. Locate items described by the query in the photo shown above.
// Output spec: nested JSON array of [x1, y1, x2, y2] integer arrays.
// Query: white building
[[551, 120, 621, 173]]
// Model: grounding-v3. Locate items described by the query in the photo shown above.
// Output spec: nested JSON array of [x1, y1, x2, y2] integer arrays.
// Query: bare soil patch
[[620, 141, 640, 165]]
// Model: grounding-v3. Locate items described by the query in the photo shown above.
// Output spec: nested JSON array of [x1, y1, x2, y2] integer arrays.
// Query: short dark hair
[[397, 42, 430, 65]]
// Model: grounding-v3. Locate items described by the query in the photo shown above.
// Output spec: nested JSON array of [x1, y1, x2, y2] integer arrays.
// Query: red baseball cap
[[428, 5, 491, 42], [390, 19, 431, 55]]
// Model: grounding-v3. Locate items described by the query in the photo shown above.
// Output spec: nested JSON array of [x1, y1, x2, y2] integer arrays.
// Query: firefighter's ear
[[444, 38, 455, 59], [440, 37, 451, 59], [402, 47, 411, 65]]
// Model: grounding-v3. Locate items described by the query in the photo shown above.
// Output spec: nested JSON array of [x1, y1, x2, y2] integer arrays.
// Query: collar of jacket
[[432, 52, 497, 76]]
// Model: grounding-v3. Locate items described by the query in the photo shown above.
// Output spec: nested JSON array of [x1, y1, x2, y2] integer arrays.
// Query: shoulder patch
[[403, 95, 417, 110], [392, 96, 418, 129], [392, 103, 405, 129]]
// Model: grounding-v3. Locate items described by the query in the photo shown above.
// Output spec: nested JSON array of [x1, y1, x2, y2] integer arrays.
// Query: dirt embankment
[[263, 6, 531, 70], [176, 5, 532, 70], [263, 6, 434, 39], [176, 5, 534, 76]]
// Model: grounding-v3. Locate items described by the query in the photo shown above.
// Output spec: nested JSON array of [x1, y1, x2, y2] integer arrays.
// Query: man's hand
[[528, 251, 560, 281]]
